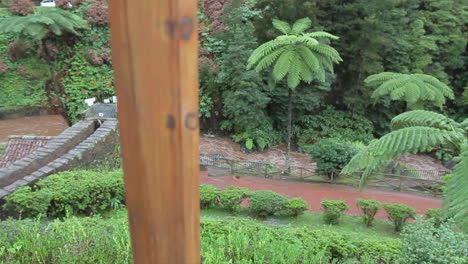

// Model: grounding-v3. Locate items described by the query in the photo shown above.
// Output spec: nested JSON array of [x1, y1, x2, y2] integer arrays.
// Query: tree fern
[[342, 110, 466, 190], [247, 17, 341, 89], [247, 17, 341, 168], [365, 72, 454, 110], [0, 8, 87, 41]]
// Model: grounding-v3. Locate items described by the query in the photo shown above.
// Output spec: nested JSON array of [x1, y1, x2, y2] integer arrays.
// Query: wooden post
[[108, 1, 199, 263]]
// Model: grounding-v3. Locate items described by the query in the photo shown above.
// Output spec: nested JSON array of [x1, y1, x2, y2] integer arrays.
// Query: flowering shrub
[[202, 0, 229, 31], [87, 49, 112, 66], [85, 0, 108, 25], [9, 0, 35, 16]]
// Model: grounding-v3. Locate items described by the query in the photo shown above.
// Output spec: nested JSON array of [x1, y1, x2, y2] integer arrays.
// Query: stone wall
[[0, 120, 119, 199], [0, 121, 95, 188]]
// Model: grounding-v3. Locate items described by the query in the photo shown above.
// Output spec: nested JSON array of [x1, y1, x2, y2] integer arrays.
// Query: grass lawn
[[201, 208, 399, 239]]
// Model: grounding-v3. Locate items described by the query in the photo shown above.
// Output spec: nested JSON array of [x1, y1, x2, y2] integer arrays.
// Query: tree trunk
[[286, 88, 292, 169]]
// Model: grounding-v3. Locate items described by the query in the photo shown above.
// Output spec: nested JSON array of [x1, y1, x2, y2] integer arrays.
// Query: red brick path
[[200, 171, 442, 219]]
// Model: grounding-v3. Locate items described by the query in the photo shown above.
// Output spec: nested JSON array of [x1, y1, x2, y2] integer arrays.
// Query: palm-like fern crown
[[342, 110, 467, 189], [365, 72, 454, 110], [0, 8, 87, 41], [247, 18, 342, 89]]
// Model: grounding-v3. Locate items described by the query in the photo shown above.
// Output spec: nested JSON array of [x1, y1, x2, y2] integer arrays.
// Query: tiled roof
[[0, 136, 53, 168]]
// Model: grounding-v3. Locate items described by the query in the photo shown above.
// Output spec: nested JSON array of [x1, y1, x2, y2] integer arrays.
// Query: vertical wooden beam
[[108, 0, 199, 263]]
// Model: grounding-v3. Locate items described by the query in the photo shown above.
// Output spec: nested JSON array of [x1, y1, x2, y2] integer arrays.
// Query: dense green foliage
[[425, 208, 445, 227], [4, 170, 124, 217], [252, 0, 467, 128], [383, 203, 417, 232], [356, 199, 382, 227], [200, 184, 221, 209], [248, 190, 288, 218], [0, 212, 402, 263], [399, 218, 468, 264], [320, 200, 349, 225], [304, 138, 358, 179], [295, 107, 375, 144]]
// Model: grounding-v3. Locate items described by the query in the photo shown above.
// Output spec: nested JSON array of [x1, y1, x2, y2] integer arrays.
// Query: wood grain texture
[[108, 0, 200, 263]]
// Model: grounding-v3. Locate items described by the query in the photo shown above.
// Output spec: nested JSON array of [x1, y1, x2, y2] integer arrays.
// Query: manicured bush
[[320, 200, 350, 225], [4, 170, 124, 218], [218, 186, 250, 212], [285, 197, 309, 217], [200, 184, 221, 209], [248, 190, 288, 218], [399, 218, 468, 264], [303, 138, 359, 179], [425, 208, 445, 227], [356, 198, 382, 227], [383, 203, 416, 232]]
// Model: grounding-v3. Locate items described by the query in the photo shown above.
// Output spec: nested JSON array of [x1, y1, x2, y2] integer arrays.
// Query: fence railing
[[200, 154, 451, 194]]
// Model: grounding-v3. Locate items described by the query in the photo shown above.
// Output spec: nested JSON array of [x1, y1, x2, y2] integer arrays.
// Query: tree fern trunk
[[286, 88, 292, 169]]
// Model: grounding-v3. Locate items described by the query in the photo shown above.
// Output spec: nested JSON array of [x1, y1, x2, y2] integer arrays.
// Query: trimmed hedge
[[320, 199, 350, 225], [218, 186, 250, 212], [356, 198, 382, 227], [383, 203, 416, 232], [200, 184, 221, 209], [285, 197, 309, 217], [4, 170, 124, 217], [248, 190, 288, 217]]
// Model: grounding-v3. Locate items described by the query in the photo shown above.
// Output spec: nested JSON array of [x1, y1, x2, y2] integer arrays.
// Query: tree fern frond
[[272, 19, 291, 34], [391, 110, 464, 133], [444, 142, 468, 226], [287, 53, 301, 88], [342, 127, 464, 189], [291, 18, 312, 34], [305, 31, 339, 39], [248, 18, 340, 89], [366, 72, 454, 110], [308, 44, 342, 63], [254, 47, 287, 72], [0, 8, 87, 42], [272, 50, 293, 81]]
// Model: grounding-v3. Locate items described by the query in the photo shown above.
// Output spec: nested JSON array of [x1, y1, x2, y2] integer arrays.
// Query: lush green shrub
[[248, 190, 288, 218], [383, 203, 416, 232], [320, 200, 350, 225], [399, 218, 468, 264], [218, 186, 250, 212], [4, 170, 124, 217], [199, 184, 221, 209], [0, 213, 401, 263], [285, 197, 309, 217], [356, 198, 382, 227], [297, 107, 375, 144], [425, 208, 445, 227], [303, 138, 359, 179]]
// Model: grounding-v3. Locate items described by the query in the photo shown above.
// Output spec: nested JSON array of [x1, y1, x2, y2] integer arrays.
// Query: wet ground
[[200, 171, 441, 219], [0, 115, 69, 143]]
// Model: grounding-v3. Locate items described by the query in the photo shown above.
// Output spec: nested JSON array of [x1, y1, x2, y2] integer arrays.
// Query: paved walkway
[[200, 171, 442, 219]]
